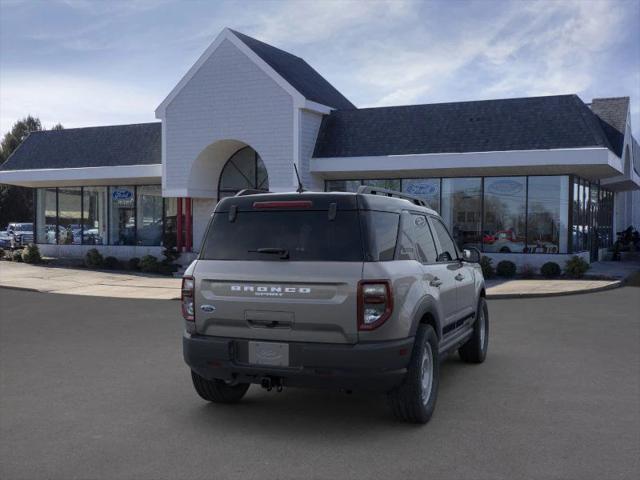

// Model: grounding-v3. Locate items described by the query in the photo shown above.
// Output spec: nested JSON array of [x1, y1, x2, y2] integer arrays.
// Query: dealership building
[[1, 28, 638, 266]]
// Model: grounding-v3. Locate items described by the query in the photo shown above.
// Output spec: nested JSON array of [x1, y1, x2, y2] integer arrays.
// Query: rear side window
[[362, 211, 399, 261], [430, 218, 458, 262], [412, 215, 438, 263], [201, 210, 364, 261]]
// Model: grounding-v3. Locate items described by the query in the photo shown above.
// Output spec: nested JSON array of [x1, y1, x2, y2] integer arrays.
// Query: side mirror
[[462, 247, 481, 263]]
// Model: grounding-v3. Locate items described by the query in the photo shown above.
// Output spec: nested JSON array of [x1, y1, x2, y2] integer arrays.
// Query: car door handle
[[455, 273, 465, 281], [429, 277, 443, 287]]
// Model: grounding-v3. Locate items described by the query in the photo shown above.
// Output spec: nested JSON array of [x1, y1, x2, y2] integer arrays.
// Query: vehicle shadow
[[182, 355, 475, 434]]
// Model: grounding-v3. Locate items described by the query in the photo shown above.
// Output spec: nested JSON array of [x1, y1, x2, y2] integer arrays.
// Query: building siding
[[192, 198, 216, 251], [299, 109, 324, 191], [163, 39, 295, 196]]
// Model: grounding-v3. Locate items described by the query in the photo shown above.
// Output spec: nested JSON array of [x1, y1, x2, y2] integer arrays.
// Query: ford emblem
[[200, 305, 216, 313]]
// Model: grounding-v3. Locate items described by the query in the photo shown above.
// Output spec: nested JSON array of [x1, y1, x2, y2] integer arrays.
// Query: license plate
[[248, 341, 289, 367]]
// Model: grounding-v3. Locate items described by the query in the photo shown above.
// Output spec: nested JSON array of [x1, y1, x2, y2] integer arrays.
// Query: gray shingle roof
[[590, 97, 629, 157], [313, 94, 616, 158], [0, 122, 161, 171], [230, 29, 355, 110]]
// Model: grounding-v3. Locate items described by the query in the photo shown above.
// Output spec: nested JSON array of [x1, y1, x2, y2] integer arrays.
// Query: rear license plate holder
[[248, 341, 289, 367]]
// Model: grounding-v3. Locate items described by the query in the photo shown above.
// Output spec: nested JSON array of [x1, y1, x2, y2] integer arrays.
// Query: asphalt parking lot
[[1, 286, 639, 480]]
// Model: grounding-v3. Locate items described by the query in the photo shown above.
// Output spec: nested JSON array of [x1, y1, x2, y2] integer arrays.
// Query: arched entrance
[[218, 146, 269, 199]]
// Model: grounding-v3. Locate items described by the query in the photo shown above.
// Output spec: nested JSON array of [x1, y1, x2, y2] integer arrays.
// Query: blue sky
[[1, 0, 639, 137]]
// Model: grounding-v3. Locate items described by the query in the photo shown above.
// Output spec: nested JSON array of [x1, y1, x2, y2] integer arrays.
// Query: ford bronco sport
[[182, 187, 488, 423]]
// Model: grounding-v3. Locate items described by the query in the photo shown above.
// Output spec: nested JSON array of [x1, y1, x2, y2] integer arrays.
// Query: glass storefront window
[[526, 176, 569, 254], [441, 178, 482, 250], [402, 178, 440, 213], [482, 177, 526, 253], [57, 188, 82, 245], [136, 186, 163, 246], [109, 186, 136, 245], [325, 180, 361, 192], [362, 179, 401, 191], [36, 188, 57, 244], [82, 187, 107, 245]]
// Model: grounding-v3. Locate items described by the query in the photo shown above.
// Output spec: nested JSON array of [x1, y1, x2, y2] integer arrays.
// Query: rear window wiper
[[248, 247, 290, 260]]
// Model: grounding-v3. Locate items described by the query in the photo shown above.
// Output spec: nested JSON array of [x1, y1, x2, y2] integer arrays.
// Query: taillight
[[253, 200, 313, 209], [181, 276, 195, 322], [358, 280, 393, 331]]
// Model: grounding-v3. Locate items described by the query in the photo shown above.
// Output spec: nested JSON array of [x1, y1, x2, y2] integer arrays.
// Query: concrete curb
[[486, 280, 622, 300], [0, 284, 180, 300], [0, 285, 41, 294]]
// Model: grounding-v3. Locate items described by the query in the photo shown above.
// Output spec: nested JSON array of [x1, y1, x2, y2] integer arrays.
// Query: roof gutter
[[0, 164, 162, 188]]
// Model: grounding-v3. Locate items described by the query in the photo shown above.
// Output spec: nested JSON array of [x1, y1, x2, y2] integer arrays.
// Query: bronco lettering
[[230, 285, 311, 294]]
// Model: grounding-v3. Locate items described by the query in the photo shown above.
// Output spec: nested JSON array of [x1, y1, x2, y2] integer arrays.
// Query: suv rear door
[[193, 199, 363, 344], [427, 216, 473, 322], [408, 213, 459, 326]]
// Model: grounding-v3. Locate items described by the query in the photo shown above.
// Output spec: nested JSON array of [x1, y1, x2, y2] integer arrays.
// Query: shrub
[[21, 244, 42, 264], [0, 248, 4, 260], [540, 261, 561, 278], [128, 257, 141, 271], [162, 231, 181, 264], [139, 255, 159, 273], [565, 255, 590, 278], [479, 256, 495, 279], [85, 248, 104, 268], [103, 256, 120, 270], [519, 263, 536, 279], [157, 262, 179, 276], [12, 250, 23, 262], [496, 260, 517, 278]]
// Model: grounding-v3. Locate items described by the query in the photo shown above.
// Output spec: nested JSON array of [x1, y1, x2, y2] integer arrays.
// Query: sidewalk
[[0, 260, 637, 301], [485, 278, 621, 299], [0, 262, 181, 300]]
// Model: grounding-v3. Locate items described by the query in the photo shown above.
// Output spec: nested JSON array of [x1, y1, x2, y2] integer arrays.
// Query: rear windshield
[[200, 210, 400, 262]]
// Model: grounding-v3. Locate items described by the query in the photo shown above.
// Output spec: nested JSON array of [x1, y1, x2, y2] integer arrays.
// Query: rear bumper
[[183, 333, 414, 392]]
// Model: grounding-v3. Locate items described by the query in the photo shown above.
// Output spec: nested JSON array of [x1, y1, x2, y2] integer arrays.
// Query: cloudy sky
[[1, 0, 639, 137]]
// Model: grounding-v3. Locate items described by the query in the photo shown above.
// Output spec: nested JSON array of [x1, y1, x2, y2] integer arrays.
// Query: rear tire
[[459, 297, 489, 363], [191, 370, 250, 403], [387, 324, 439, 424]]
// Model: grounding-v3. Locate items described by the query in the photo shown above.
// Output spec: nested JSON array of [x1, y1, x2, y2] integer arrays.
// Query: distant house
[[1, 28, 638, 266]]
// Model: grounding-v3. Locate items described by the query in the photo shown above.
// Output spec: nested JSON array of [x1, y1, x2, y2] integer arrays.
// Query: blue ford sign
[[405, 181, 439, 196], [488, 179, 523, 195], [112, 189, 133, 201]]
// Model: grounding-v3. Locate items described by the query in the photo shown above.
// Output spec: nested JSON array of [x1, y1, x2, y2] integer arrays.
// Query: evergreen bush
[[85, 248, 104, 268], [565, 256, 590, 278], [21, 244, 42, 264], [496, 260, 517, 278], [540, 262, 561, 278]]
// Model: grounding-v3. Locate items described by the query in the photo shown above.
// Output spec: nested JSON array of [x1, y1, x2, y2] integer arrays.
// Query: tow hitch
[[260, 376, 284, 392]]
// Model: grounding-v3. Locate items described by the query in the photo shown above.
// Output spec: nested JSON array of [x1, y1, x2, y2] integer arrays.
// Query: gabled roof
[[229, 30, 355, 110], [156, 28, 355, 116], [314, 94, 615, 158], [590, 97, 629, 157], [0, 123, 161, 171]]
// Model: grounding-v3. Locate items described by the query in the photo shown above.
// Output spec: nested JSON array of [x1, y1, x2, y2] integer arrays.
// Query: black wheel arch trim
[[409, 296, 442, 339]]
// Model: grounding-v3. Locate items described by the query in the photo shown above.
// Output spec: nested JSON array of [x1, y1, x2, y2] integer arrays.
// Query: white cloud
[[342, 0, 627, 107], [0, 0, 637, 137], [249, 0, 411, 45], [0, 72, 158, 132]]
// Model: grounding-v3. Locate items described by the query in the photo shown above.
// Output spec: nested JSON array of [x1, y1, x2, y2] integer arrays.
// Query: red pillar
[[176, 197, 183, 252], [185, 198, 192, 252]]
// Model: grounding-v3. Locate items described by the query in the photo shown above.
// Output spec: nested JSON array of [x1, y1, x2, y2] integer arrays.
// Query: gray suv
[[182, 187, 488, 423]]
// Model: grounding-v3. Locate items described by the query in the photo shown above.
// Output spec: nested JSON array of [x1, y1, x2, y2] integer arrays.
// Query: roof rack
[[234, 189, 270, 197], [356, 185, 428, 207]]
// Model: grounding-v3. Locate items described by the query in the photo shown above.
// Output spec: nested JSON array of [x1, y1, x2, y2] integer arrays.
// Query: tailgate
[[193, 260, 363, 344]]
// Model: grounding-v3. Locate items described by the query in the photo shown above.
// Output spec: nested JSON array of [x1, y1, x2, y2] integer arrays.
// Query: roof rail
[[234, 189, 270, 197], [356, 185, 428, 207]]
